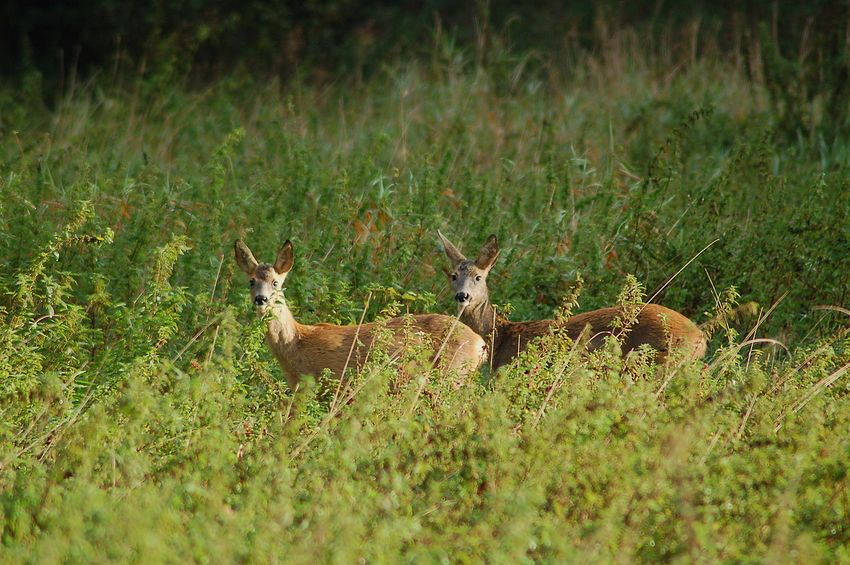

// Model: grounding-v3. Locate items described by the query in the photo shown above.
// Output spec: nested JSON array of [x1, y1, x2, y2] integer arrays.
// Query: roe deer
[[438, 232, 707, 370], [235, 239, 486, 388]]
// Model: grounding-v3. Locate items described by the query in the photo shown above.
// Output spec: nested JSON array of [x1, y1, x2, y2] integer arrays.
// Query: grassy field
[[2, 36, 850, 562]]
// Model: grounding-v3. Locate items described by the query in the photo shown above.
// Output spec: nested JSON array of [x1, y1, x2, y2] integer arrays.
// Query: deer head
[[234, 239, 294, 313], [438, 231, 500, 310]]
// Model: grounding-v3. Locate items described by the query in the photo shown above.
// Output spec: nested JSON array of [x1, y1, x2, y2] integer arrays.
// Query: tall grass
[[1, 33, 849, 562]]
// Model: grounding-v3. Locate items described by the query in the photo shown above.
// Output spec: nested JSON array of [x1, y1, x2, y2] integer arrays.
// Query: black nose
[[254, 295, 268, 306], [455, 292, 470, 303]]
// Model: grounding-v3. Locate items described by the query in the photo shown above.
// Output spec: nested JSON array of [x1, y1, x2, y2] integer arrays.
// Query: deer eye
[[451, 273, 457, 281], [273, 280, 279, 288], [475, 275, 482, 282], [249, 279, 256, 287]]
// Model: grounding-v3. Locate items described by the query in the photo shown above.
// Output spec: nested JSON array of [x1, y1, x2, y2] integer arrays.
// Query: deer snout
[[254, 295, 269, 306], [455, 292, 471, 303]]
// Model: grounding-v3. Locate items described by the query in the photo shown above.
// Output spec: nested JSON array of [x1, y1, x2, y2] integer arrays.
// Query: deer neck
[[461, 298, 508, 347], [266, 299, 301, 349]]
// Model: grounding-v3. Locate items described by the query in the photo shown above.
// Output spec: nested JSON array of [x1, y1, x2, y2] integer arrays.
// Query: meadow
[[2, 26, 850, 562]]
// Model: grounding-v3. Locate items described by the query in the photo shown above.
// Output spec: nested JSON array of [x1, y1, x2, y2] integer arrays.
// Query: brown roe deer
[[438, 232, 707, 370], [235, 239, 485, 389]]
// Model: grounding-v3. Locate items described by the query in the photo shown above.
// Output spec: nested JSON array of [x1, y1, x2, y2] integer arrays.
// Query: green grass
[[1, 43, 850, 562]]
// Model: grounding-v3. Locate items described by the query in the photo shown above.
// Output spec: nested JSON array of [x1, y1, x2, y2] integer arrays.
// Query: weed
[[1, 30, 850, 562]]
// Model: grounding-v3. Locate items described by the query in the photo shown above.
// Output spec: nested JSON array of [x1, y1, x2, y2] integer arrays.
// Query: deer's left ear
[[274, 240, 294, 274], [475, 234, 500, 271]]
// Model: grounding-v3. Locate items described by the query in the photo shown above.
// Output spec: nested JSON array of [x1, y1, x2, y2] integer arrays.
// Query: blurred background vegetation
[[4, 0, 850, 140]]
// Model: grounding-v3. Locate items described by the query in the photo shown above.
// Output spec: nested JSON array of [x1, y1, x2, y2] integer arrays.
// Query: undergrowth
[[1, 36, 849, 562]]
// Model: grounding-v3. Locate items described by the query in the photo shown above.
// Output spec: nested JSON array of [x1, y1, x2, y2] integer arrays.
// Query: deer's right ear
[[274, 240, 294, 274], [234, 240, 259, 274], [438, 230, 467, 267]]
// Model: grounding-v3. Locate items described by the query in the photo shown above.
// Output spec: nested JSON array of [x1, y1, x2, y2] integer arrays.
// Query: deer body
[[236, 240, 485, 389], [439, 232, 706, 370]]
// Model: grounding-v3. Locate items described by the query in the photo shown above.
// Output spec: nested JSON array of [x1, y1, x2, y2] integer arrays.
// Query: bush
[[2, 28, 850, 560]]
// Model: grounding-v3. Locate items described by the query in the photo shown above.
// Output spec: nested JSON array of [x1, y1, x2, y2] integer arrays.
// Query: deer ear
[[438, 230, 467, 267], [475, 234, 500, 271], [234, 240, 259, 274], [274, 240, 294, 274]]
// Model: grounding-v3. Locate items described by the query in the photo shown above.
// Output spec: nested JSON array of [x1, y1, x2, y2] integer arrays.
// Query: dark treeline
[[3, 0, 850, 138], [4, 1, 848, 78]]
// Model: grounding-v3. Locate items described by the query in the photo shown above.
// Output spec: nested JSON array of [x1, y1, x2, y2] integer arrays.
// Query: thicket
[[1, 6, 850, 562]]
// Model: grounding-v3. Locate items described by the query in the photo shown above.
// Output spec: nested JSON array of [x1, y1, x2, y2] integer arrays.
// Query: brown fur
[[236, 239, 485, 389], [266, 313, 485, 388], [438, 232, 707, 371], [484, 305, 707, 370]]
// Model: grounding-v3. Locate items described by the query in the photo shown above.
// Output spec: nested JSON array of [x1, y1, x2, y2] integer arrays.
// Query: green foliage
[[1, 27, 850, 562], [7, 2, 850, 143]]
